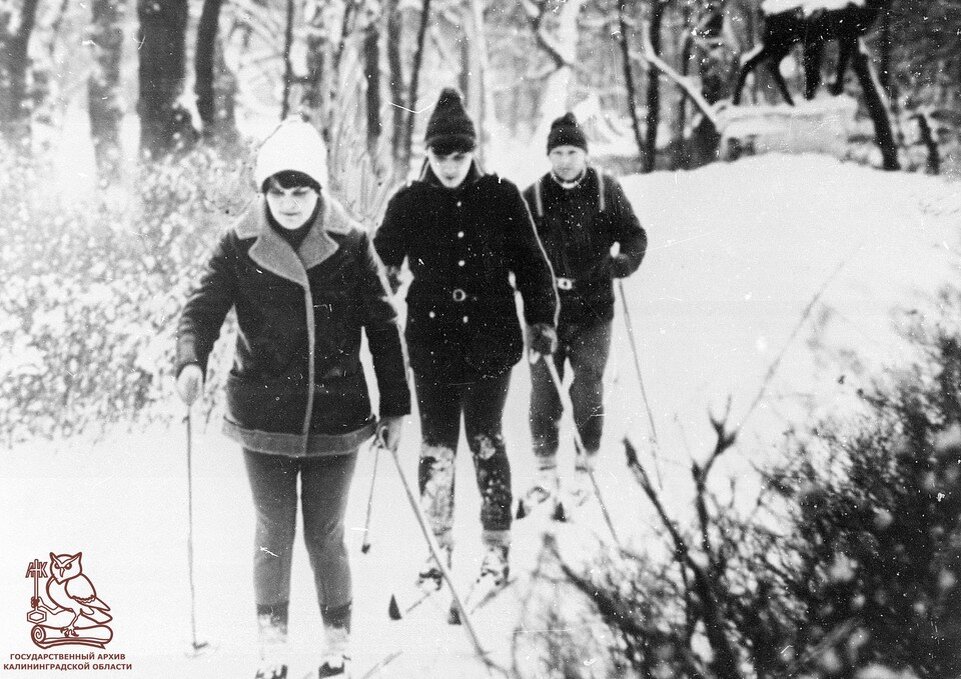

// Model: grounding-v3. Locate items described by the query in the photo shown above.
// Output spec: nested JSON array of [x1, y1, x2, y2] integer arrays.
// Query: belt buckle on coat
[[556, 277, 574, 291], [451, 288, 467, 302]]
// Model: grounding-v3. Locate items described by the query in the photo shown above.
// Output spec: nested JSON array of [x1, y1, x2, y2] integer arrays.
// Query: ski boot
[[254, 605, 288, 679], [451, 540, 511, 625], [317, 655, 350, 678], [254, 664, 288, 679], [318, 619, 351, 677], [570, 450, 598, 506], [516, 466, 564, 520], [478, 543, 510, 588], [416, 534, 452, 590]]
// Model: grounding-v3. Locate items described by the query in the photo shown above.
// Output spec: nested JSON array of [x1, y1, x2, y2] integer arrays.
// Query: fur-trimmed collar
[[234, 194, 355, 287]]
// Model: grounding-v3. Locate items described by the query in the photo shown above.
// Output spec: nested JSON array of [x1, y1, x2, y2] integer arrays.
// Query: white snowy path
[[2, 155, 960, 678]]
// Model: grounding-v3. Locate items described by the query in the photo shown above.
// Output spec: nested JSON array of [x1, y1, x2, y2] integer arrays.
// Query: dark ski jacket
[[176, 196, 410, 457], [374, 164, 558, 381], [523, 167, 647, 326]]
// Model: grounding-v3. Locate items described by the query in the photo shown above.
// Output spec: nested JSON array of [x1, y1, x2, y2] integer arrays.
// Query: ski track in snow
[[3, 154, 960, 677]]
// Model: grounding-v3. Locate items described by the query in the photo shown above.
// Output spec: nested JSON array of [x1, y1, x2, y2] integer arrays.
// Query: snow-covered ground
[[3, 154, 960, 678], [760, 0, 865, 16]]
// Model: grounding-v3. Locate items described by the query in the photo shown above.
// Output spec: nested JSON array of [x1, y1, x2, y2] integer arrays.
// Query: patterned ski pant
[[414, 371, 513, 546], [243, 448, 357, 618], [529, 320, 612, 464]]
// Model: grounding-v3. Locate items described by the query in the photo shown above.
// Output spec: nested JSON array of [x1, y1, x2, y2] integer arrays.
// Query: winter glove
[[375, 415, 405, 452], [177, 364, 203, 405], [527, 323, 558, 356], [385, 265, 402, 295], [609, 253, 634, 279]]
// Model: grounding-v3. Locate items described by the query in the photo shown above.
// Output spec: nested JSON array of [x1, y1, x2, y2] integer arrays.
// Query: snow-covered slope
[[2, 155, 959, 678]]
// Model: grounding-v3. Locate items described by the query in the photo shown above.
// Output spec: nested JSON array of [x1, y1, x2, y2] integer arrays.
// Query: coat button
[[457, 231, 464, 238], [458, 260, 465, 267], [429, 311, 436, 319], [456, 201, 462, 208], [462, 316, 469, 323]]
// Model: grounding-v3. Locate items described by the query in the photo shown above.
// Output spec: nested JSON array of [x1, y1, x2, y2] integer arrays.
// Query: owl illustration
[[39, 552, 112, 636]]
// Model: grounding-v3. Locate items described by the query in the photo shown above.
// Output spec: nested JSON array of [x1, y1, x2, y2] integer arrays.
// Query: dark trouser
[[414, 370, 513, 546], [529, 320, 612, 465], [243, 448, 357, 625]]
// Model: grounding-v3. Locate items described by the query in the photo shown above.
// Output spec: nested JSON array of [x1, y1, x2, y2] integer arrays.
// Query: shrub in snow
[[1, 147, 250, 444], [537, 289, 961, 678]]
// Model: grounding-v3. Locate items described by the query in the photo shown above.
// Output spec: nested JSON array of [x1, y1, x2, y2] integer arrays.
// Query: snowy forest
[[2, 0, 961, 678]]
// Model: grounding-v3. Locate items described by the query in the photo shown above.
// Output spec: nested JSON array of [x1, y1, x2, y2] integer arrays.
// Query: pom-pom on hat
[[255, 117, 329, 190], [547, 112, 588, 153], [424, 88, 476, 151]]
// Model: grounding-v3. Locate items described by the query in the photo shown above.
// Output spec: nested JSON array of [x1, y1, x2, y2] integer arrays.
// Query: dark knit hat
[[547, 112, 588, 153], [425, 88, 476, 151]]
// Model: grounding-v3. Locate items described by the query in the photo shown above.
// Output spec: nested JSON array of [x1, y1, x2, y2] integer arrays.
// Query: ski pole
[[381, 440, 491, 663], [542, 356, 623, 550], [617, 280, 665, 489], [360, 440, 381, 554], [184, 408, 210, 656]]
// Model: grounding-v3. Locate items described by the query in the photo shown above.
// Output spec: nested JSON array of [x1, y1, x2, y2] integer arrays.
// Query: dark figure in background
[[374, 88, 558, 589], [176, 118, 409, 679], [732, 0, 890, 106], [521, 113, 647, 510]]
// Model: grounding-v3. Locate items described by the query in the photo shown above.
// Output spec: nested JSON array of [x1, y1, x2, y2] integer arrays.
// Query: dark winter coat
[[523, 167, 647, 326], [176, 197, 411, 457], [374, 165, 558, 381]]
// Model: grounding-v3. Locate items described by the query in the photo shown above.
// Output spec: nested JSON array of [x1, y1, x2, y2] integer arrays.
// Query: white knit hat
[[254, 117, 329, 190]]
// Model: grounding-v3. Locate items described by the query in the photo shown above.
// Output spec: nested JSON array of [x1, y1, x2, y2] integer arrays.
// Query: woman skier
[[176, 118, 409, 679]]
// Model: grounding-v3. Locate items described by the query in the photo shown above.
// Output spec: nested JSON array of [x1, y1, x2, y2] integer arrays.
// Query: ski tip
[[515, 500, 527, 520], [184, 640, 215, 658], [388, 594, 402, 621], [552, 502, 567, 522], [447, 604, 462, 626], [361, 543, 371, 554]]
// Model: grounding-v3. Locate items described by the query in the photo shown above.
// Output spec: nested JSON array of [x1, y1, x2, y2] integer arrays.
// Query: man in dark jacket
[[176, 118, 409, 679], [521, 112, 647, 510], [374, 88, 557, 588]]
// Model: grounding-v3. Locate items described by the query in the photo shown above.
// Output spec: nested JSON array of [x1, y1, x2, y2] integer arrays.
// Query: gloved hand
[[177, 364, 203, 405], [385, 265, 402, 295], [527, 323, 557, 356], [609, 253, 634, 278], [375, 415, 405, 452]]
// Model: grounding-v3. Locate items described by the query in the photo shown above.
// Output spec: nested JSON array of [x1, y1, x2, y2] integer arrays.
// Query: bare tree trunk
[[850, 38, 900, 170], [688, 4, 724, 167], [364, 12, 382, 154], [137, 0, 196, 158], [675, 6, 694, 169], [644, 0, 667, 173], [462, 0, 491, 162], [877, 6, 891, 93], [281, 0, 296, 119], [195, 0, 238, 146], [88, 0, 125, 182], [617, 1, 645, 163], [459, 36, 470, 102], [914, 112, 940, 175], [195, 0, 223, 133], [385, 0, 405, 167], [0, 0, 41, 150], [400, 0, 432, 176], [304, 0, 331, 137]]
